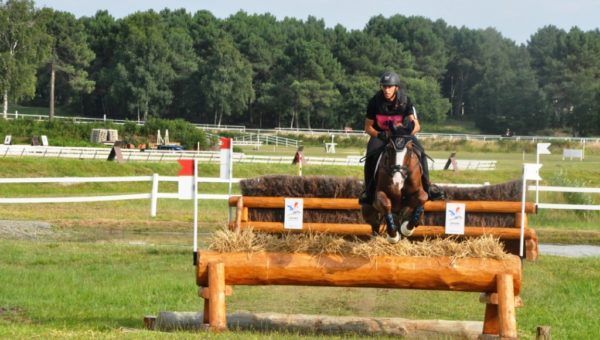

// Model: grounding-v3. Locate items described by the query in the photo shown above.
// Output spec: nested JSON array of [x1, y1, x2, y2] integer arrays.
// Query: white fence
[[2, 145, 499, 170], [5, 111, 600, 143], [0, 175, 240, 217], [529, 185, 600, 211]]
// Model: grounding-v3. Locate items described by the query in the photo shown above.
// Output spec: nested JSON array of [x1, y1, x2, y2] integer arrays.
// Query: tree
[[110, 10, 197, 120], [365, 15, 448, 79], [336, 75, 378, 129], [406, 76, 450, 125], [528, 26, 571, 128], [198, 34, 254, 126], [37, 8, 95, 119], [0, 0, 49, 118], [221, 11, 285, 127], [470, 31, 544, 134], [80, 10, 119, 118], [273, 37, 344, 128]]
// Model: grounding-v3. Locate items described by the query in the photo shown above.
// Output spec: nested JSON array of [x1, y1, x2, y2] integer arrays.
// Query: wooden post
[[497, 274, 517, 339], [208, 261, 227, 331], [514, 212, 527, 228], [234, 196, 244, 231], [202, 297, 210, 324], [482, 301, 500, 335], [536, 325, 551, 339]]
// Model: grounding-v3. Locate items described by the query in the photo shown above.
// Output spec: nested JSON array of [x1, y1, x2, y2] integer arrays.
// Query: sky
[[37, 0, 600, 45]]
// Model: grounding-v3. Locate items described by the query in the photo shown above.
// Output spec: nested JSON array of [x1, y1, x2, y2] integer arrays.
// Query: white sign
[[537, 143, 551, 155], [563, 149, 583, 160], [445, 202, 466, 235], [523, 163, 543, 181], [3, 135, 11, 145], [284, 198, 304, 229], [41, 135, 49, 146]]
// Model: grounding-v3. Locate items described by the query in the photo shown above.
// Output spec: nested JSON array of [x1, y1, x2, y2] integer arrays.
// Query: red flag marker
[[178, 159, 194, 176]]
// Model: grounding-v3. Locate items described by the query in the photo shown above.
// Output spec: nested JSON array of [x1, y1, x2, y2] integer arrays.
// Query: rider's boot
[[359, 158, 376, 205], [428, 182, 446, 201], [423, 177, 446, 201]]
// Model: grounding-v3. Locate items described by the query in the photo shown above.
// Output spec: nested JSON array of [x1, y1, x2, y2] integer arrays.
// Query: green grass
[[1, 145, 600, 338], [1, 154, 600, 241], [0, 238, 598, 339]]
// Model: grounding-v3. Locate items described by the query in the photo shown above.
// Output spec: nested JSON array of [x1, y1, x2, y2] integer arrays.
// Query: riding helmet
[[380, 71, 401, 86]]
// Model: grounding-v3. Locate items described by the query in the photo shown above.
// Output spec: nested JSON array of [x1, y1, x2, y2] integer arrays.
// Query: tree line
[[2, 0, 600, 135]]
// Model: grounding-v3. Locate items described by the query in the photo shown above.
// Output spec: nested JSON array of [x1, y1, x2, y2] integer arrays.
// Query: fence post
[[150, 173, 159, 217]]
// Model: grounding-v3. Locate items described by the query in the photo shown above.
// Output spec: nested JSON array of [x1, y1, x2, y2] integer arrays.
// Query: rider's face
[[381, 85, 397, 101]]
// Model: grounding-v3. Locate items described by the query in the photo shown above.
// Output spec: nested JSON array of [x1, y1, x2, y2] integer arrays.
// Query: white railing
[[528, 185, 600, 211], [2, 145, 500, 170], [233, 133, 301, 148], [5, 111, 600, 144], [0, 175, 240, 216]]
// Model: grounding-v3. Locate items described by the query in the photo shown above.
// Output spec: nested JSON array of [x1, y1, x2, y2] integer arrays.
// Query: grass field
[[1, 237, 599, 339], [1, 144, 600, 338]]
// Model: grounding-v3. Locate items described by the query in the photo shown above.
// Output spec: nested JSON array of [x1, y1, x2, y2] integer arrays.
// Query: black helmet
[[380, 71, 401, 86]]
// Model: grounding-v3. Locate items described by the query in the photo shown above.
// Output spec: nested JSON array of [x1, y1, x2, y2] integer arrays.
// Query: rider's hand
[[377, 131, 387, 141]]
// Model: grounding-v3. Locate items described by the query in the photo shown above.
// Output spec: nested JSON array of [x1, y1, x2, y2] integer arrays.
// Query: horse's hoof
[[387, 231, 400, 244], [400, 221, 414, 237]]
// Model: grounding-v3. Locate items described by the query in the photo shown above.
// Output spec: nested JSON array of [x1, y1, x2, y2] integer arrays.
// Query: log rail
[[197, 251, 522, 338]]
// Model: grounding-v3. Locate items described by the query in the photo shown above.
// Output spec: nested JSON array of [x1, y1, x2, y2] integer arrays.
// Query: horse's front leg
[[400, 190, 428, 237], [373, 191, 400, 243]]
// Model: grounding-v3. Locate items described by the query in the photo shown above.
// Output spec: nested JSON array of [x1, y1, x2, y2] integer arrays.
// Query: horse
[[361, 129, 428, 243]]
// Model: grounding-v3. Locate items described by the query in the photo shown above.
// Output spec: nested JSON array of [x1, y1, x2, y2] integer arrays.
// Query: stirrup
[[358, 191, 372, 205]]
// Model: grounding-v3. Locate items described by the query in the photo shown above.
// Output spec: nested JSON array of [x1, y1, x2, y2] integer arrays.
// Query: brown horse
[[361, 134, 428, 243]]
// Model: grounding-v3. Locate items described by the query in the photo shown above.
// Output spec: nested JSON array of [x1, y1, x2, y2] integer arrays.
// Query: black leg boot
[[359, 156, 376, 204]]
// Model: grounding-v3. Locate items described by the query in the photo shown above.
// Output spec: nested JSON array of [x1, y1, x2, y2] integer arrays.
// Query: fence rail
[[0, 175, 240, 216], [528, 185, 600, 211], [2, 173, 598, 217], [1, 145, 499, 170], [5, 111, 600, 143]]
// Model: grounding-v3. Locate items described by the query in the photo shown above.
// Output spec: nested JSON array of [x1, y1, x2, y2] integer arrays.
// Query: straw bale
[[209, 229, 509, 260]]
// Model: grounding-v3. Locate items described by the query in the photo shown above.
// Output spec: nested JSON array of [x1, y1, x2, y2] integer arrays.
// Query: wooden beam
[[230, 221, 538, 240], [479, 293, 523, 307], [196, 251, 521, 294], [228, 196, 536, 214]]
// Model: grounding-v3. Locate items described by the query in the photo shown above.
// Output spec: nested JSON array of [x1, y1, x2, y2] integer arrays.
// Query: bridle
[[388, 136, 412, 179]]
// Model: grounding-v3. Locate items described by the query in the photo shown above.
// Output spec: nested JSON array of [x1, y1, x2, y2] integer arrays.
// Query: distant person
[[359, 71, 444, 204], [503, 128, 513, 137]]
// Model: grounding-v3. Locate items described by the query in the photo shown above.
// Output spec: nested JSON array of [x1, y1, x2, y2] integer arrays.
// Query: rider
[[359, 71, 444, 204]]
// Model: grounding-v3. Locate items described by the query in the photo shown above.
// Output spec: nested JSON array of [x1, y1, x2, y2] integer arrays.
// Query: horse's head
[[387, 136, 411, 196]]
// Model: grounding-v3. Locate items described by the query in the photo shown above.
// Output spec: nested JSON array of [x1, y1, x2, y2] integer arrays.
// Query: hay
[[209, 229, 510, 260]]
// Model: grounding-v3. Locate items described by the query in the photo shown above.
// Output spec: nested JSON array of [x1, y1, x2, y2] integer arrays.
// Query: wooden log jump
[[196, 251, 522, 338], [228, 196, 539, 260]]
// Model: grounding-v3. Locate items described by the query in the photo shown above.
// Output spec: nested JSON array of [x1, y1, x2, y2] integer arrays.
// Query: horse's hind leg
[[374, 191, 400, 243]]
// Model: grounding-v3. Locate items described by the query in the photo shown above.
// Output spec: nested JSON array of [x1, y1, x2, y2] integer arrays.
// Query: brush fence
[[196, 251, 522, 338], [228, 196, 539, 260]]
